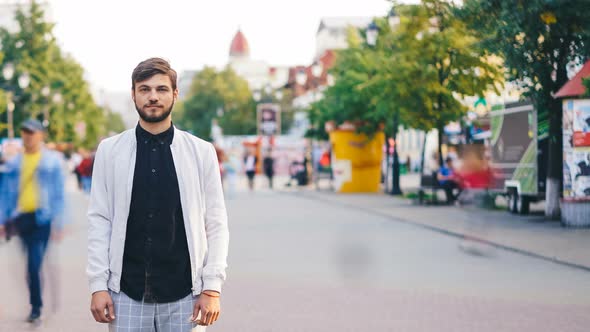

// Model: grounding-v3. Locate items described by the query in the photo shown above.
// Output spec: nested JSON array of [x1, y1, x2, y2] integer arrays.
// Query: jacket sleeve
[[202, 143, 230, 293], [86, 142, 112, 294], [0, 168, 9, 225], [48, 153, 66, 230]]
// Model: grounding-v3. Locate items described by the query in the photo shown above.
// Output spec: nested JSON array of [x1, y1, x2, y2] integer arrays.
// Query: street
[[0, 175, 589, 331]]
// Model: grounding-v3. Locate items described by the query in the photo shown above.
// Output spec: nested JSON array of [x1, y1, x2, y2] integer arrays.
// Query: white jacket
[[87, 127, 229, 295]]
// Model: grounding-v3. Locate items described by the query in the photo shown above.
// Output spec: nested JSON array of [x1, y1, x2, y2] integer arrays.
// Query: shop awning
[[555, 60, 590, 98]]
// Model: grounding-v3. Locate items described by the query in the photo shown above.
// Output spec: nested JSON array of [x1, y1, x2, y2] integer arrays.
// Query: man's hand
[[191, 290, 221, 326], [0, 225, 5, 239], [90, 291, 115, 323]]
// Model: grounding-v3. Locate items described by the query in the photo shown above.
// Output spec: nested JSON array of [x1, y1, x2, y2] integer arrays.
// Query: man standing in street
[[87, 58, 229, 331], [0, 119, 65, 324]]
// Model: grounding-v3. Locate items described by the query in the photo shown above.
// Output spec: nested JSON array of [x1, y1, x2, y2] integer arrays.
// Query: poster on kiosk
[[563, 99, 590, 198], [257, 103, 281, 137]]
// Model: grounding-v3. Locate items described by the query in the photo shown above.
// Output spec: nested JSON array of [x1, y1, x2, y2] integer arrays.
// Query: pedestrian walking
[[244, 148, 257, 191], [262, 149, 275, 189], [70, 148, 84, 190], [0, 119, 65, 324], [87, 58, 229, 331], [223, 152, 240, 199], [76, 149, 94, 194], [454, 145, 495, 256]]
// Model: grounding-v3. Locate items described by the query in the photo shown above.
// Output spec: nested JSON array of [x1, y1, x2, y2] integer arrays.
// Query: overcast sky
[[47, 0, 420, 93]]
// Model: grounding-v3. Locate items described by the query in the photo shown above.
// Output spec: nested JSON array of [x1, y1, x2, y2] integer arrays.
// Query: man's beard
[[135, 101, 174, 123]]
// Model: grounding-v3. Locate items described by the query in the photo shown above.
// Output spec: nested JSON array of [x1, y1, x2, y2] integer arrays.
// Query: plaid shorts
[[109, 291, 204, 332]]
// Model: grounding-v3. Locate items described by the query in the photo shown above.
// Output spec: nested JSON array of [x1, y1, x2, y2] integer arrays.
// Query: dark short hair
[[445, 157, 453, 163], [131, 57, 177, 91]]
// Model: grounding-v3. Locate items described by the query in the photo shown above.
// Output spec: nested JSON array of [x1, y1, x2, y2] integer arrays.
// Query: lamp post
[[388, 8, 400, 28], [366, 20, 402, 195], [253, 90, 261, 103], [1, 62, 31, 139], [366, 21, 379, 47]]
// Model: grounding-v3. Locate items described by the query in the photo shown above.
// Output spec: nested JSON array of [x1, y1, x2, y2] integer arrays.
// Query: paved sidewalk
[[285, 189, 590, 271]]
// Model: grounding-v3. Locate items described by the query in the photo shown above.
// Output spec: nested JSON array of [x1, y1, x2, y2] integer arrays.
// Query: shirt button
[[148, 213, 153, 218], [152, 169, 156, 173], [160, 141, 164, 145], [152, 148, 157, 152], [144, 140, 148, 144]]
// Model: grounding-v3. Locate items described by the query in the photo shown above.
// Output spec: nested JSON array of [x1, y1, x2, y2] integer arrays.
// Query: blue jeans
[[19, 214, 51, 311], [81, 176, 92, 193]]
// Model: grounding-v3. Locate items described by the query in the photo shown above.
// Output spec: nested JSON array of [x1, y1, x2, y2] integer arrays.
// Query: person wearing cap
[[0, 118, 65, 323], [87, 58, 229, 331]]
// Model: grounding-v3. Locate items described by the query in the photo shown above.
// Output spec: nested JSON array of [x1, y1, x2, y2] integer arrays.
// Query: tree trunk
[[384, 133, 390, 192], [437, 125, 444, 169], [544, 60, 567, 220], [545, 94, 564, 220], [390, 111, 403, 195], [420, 132, 427, 174]]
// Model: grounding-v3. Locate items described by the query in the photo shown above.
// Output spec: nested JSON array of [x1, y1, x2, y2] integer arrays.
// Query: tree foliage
[[460, 0, 590, 216], [174, 66, 257, 140], [308, 0, 502, 165], [0, 1, 107, 148], [583, 76, 590, 97]]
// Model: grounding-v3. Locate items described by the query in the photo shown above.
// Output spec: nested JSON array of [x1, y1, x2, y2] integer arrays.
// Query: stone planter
[[561, 198, 590, 227]]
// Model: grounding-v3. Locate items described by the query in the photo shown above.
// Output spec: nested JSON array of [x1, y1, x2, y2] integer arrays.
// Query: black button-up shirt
[[120, 124, 192, 303]]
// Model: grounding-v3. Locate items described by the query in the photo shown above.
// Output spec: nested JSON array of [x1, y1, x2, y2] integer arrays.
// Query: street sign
[[257, 103, 281, 136]]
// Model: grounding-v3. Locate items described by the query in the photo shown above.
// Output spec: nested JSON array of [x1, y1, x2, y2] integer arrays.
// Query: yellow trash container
[[329, 130, 385, 193]]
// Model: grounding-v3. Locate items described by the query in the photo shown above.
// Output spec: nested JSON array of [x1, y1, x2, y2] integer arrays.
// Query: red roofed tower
[[229, 29, 250, 59]]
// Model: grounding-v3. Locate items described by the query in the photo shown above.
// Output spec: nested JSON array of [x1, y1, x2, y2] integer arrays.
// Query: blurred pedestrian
[[214, 144, 225, 182], [0, 119, 65, 324], [244, 147, 257, 191], [223, 152, 240, 199], [70, 148, 83, 190], [262, 149, 275, 189], [454, 146, 493, 202], [454, 145, 495, 255], [87, 58, 229, 331], [76, 149, 94, 194]]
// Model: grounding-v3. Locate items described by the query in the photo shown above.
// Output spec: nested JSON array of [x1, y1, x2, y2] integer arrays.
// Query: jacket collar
[[135, 123, 174, 146], [129, 125, 180, 148]]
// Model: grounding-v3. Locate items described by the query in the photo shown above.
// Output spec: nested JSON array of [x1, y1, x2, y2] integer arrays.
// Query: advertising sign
[[563, 99, 590, 199], [572, 99, 590, 147], [568, 151, 590, 197], [257, 103, 281, 136], [490, 102, 538, 194]]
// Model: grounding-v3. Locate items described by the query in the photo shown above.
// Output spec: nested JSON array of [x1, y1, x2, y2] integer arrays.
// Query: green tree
[[461, 0, 590, 218], [306, 26, 390, 140], [0, 1, 107, 148], [583, 77, 590, 97], [308, 1, 502, 192], [175, 66, 256, 139], [378, 1, 502, 167], [105, 109, 126, 135]]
